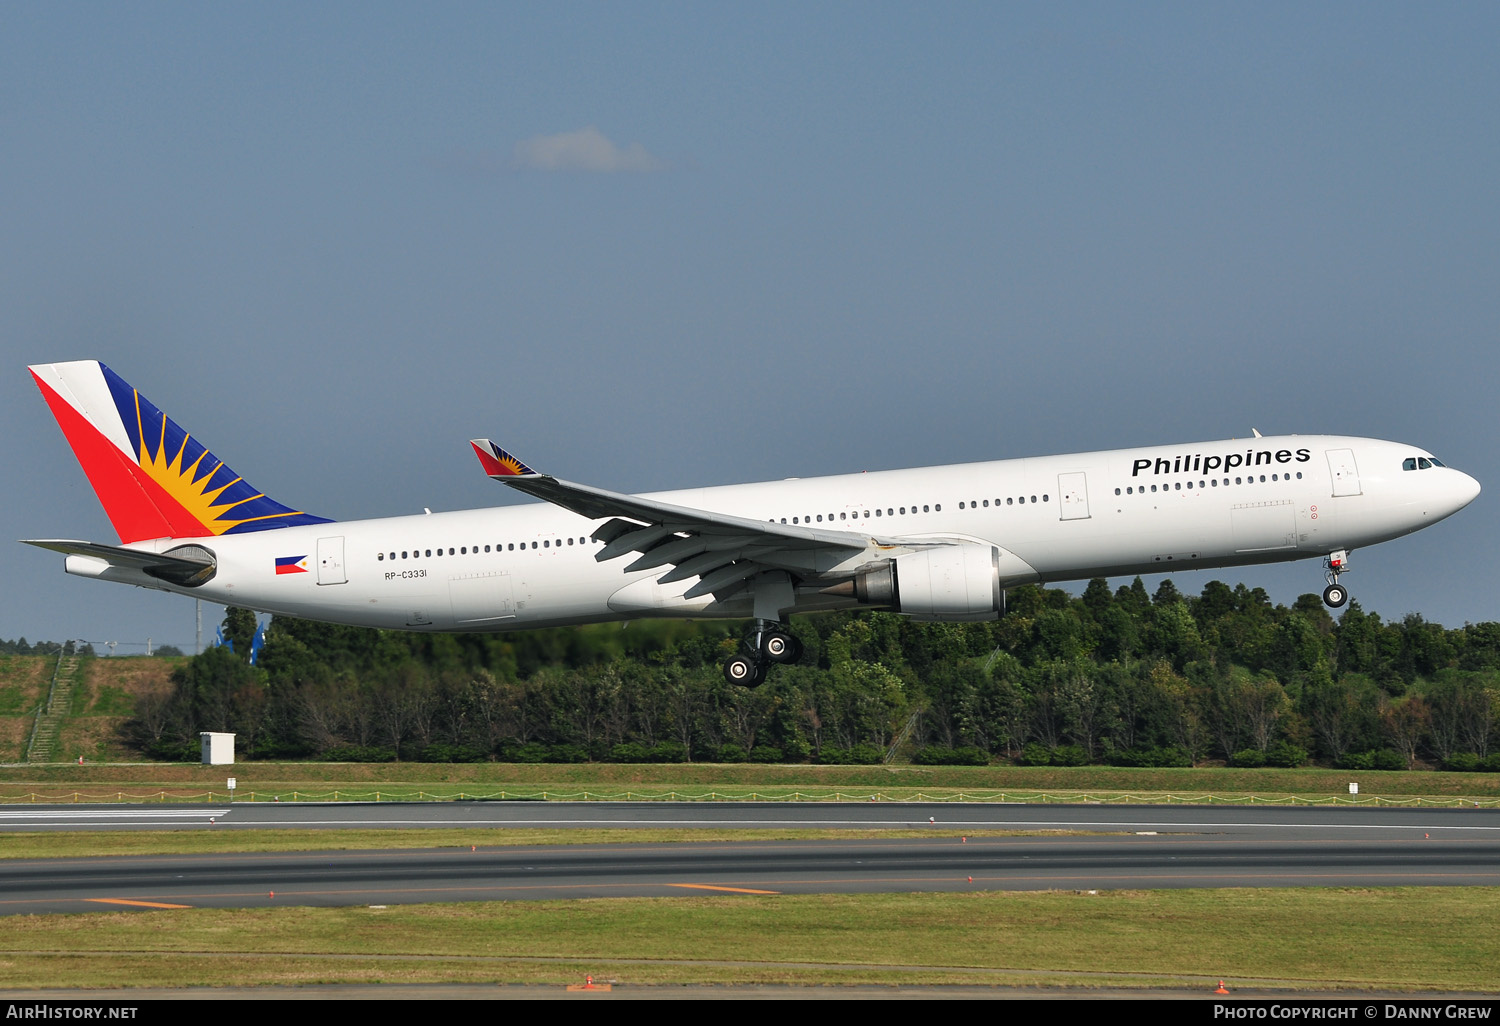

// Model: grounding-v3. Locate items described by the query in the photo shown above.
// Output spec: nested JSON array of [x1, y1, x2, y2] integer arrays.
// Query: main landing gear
[[1322, 550, 1350, 609], [722, 571, 803, 687], [723, 619, 804, 687]]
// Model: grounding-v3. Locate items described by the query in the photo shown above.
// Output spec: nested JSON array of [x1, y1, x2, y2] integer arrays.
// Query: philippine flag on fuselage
[[275, 555, 309, 575]]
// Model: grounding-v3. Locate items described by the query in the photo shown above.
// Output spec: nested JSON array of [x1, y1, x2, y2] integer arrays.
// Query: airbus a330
[[26, 361, 1480, 685]]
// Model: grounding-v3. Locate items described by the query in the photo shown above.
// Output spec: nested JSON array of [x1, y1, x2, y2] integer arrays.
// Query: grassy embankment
[[0, 653, 179, 764]]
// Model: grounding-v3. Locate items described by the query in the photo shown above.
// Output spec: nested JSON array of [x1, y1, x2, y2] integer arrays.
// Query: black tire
[[723, 655, 765, 687], [764, 631, 795, 663], [1323, 583, 1348, 608]]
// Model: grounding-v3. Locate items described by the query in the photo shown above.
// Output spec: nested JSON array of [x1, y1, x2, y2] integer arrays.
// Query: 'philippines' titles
[[1131, 447, 1312, 478]]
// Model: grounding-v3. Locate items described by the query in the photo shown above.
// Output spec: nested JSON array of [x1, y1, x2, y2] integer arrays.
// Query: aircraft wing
[[23, 539, 218, 586], [470, 440, 917, 599]]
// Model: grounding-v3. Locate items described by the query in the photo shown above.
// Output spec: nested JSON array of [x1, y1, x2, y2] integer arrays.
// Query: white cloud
[[511, 126, 667, 173]]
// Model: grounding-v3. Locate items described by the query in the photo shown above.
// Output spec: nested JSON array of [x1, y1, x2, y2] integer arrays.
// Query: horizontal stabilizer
[[23, 539, 217, 586]]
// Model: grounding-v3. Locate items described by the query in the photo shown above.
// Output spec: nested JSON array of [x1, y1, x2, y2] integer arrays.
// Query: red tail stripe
[[34, 374, 212, 543]]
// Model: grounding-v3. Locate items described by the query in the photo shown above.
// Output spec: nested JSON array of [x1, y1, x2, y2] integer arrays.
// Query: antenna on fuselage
[[1251, 428, 1263, 438]]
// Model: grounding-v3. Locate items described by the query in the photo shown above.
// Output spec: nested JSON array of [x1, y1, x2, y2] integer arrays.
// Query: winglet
[[470, 439, 538, 479]]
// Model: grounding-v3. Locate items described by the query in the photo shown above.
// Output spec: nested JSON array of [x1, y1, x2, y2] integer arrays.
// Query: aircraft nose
[[1437, 469, 1482, 518], [1457, 470, 1481, 507]]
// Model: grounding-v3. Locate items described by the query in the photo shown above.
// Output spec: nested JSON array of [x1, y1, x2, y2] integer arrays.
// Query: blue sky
[[3, 3, 1497, 652]]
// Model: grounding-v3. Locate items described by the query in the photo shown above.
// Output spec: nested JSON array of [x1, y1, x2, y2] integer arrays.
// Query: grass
[[2, 762, 1497, 806], [0, 827, 1083, 859], [2, 762, 1494, 994], [1, 889, 1497, 991]]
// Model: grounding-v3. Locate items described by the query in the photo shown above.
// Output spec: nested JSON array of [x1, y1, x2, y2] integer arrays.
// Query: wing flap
[[468, 439, 931, 597]]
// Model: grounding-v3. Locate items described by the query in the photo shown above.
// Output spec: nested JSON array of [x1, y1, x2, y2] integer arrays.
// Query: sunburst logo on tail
[[103, 370, 331, 535]]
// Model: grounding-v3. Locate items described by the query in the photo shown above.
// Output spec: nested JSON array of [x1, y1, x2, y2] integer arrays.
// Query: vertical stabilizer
[[29, 361, 332, 544]]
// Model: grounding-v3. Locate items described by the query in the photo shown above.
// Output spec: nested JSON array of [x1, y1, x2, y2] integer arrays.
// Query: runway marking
[[669, 884, 780, 894], [85, 816, 1500, 832], [85, 898, 192, 909], [0, 809, 230, 821]]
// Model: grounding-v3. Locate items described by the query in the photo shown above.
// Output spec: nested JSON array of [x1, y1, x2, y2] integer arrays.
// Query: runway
[[3, 799, 1498, 835], [3, 803, 1499, 914]]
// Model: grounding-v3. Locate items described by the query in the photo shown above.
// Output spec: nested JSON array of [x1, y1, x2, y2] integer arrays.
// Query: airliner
[[25, 361, 1481, 686]]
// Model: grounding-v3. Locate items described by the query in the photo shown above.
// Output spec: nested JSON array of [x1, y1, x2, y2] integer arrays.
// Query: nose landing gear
[[1322, 550, 1350, 608]]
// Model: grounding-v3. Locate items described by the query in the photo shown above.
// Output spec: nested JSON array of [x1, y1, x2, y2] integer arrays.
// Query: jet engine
[[829, 543, 1005, 621]]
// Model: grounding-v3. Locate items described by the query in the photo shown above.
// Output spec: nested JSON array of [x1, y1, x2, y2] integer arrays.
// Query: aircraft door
[[450, 572, 516, 626], [1057, 472, 1090, 520], [1326, 449, 1361, 496], [316, 536, 347, 585]]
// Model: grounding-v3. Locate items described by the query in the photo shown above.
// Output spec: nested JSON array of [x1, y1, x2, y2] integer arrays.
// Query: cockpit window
[[1405, 455, 1447, 471]]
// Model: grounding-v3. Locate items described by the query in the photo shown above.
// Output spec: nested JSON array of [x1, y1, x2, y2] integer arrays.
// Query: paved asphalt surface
[[3, 802, 1499, 914]]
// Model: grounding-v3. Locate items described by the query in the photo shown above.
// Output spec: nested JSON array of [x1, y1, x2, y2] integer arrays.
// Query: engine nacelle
[[842, 543, 1005, 621]]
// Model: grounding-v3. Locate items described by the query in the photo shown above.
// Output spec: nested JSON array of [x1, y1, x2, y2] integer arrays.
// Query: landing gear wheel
[[763, 631, 799, 664], [723, 655, 766, 688], [1322, 583, 1348, 609]]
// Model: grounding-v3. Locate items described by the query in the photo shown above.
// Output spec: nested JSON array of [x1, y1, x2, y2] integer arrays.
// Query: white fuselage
[[97, 434, 1479, 631]]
